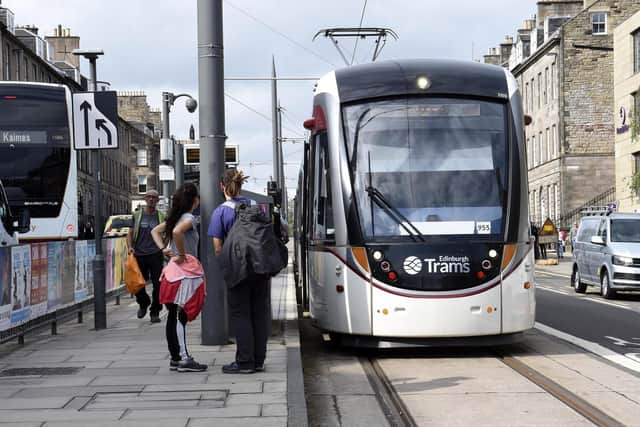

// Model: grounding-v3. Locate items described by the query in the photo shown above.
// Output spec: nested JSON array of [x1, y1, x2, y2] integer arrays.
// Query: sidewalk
[[534, 253, 573, 278], [0, 263, 305, 426]]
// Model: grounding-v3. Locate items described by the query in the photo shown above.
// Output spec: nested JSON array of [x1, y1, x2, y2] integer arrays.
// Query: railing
[[559, 187, 616, 230]]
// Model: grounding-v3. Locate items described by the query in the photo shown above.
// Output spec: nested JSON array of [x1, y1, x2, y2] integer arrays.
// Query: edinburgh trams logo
[[403, 255, 471, 275], [403, 256, 423, 275]]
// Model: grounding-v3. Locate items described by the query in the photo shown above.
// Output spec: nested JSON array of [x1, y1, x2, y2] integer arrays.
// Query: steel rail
[[498, 352, 624, 427], [360, 357, 418, 427]]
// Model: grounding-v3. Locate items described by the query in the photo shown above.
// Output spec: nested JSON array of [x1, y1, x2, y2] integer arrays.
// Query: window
[[544, 67, 549, 104], [552, 125, 558, 157], [14, 50, 20, 80], [532, 135, 537, 165], [525, 82, 529, 113], [634, 152, 640, 197], [2, 43, 10, 80], [539, 131, 544, 163], [554, 184, 559, 222], [546, 128, 551, 160], [526, 138, 531, 169], [537, 73, 542, 109], [23, 57, 28, 80], [136, 148, 148, 166], [137, 175, 147, 194], [634, 30, 640, 74], [310, 133, 334, 241], [530, 78, 535, 112], [591, 12, 607, 35], [551, 63, 556, 100]]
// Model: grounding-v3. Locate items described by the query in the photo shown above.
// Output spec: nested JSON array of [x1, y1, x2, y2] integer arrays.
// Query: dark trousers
[[134, 252, 163, 315], [228, 276, 271, 370], [166, 303, 188, 361]]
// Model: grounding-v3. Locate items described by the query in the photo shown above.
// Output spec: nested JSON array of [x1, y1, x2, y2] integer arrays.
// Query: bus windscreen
[[0, 86, 71, 218]]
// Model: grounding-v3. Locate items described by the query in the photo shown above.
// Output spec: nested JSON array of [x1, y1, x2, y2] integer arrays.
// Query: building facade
[[0, 4, 161, 232], [614, 10, 640, 212], [117, 92, 162, 211], [486, 0, 640, 228]]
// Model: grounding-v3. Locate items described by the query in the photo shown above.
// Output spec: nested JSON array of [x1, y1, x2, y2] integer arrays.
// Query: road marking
[[537, 285, 571, 296], [536, 269, 571, 279], [537, 286, 636, 312], [583, 297, 633, 311], [535, 322, 640, 374]]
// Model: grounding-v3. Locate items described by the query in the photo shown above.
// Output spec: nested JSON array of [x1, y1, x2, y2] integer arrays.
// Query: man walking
[[127, 190, 164, 323]]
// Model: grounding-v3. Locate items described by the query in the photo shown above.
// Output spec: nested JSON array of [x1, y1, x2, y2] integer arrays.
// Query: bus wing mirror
[[13, 209, 30, 234], [524, 115, 532, 126]]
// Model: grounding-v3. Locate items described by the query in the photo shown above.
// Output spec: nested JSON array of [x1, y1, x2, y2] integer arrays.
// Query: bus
[[294, 59, 535, 347], [0, 82, 77, 241]]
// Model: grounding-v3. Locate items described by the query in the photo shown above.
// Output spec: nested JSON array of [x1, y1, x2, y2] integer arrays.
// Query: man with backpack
[[209, 169, 287, 374], [127, 190, 165, 323]]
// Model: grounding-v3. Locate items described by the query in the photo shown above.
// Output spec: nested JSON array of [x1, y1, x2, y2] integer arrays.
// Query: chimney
[[45, 25, 80, 68]]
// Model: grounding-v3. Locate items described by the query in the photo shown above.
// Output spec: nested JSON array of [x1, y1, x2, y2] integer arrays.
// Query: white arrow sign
[[72, 92, 119, 150]]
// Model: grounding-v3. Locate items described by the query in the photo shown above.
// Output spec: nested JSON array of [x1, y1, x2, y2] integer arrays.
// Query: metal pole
[[175, 139, 184, 188], [198, 0, 227, 345], [161, 92, 171, 201], [271, 58, 279, 188], [277, 102, 286, 215], [90, 57, 106, 330]]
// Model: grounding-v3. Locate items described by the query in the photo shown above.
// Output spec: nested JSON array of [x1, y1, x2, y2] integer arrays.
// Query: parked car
[[103, 214, 133, 238], [571, 212, 640, 299]]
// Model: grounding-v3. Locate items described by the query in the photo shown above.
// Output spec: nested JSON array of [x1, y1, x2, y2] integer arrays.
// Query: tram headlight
[[416, 76, 431, 90], [372, 251, 384, 261], [489, 249, 498, 258]]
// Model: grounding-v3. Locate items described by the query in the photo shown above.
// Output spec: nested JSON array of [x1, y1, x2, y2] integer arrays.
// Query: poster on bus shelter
[[61, 240, 76, 306], [0, 247, 12, 331], [105, 238, 126, 291], [10, 245, 31, 325], [87, 241, 95, 296], [30, 243, 48, 317], [75, 240, 89, 302], [47, 242, 63, 310]]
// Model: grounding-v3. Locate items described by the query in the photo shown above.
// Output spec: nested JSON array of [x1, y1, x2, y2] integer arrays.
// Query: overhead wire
[[350, 0, 368, 65], [225, 92, 305, 137], [224, 0, 338, 68]]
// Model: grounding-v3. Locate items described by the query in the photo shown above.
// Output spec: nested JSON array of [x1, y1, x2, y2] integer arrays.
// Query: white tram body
[[295, 59, 535, 346]]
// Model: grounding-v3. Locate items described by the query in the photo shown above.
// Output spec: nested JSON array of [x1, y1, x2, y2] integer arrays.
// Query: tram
[[294, 59, 535, 346]]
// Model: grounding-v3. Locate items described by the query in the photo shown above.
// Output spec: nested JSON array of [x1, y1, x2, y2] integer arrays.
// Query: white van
[[0, 179, 30, 247]]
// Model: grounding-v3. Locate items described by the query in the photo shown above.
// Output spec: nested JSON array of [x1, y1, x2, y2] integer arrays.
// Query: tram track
[[496, 351, 625, 427], [363, 349, 626, 426], [360, 356, 418, 427]]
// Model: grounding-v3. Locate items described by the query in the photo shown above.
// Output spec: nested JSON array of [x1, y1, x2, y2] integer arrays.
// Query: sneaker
[[137, 305, 148, 319], [177, 357, 208, 372], [254, 364, 265, 372], [150, 313, 161, 323], [169, 359, 181, 371], [222, 361, 255, 374]]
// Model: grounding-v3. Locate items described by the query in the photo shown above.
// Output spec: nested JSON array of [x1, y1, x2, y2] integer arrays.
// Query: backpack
[[220, 202, 288, 288]]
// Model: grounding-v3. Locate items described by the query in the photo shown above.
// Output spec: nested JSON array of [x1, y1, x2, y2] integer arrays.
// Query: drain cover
[[0, 367, 82, 376]]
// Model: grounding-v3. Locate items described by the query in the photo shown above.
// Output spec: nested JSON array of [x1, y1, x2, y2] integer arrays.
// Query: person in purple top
[[209, 168, 269, 374]]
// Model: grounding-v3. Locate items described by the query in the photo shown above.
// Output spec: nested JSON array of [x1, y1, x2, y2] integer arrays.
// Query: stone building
[[486, 0, 640, 228], [613, 10, 640, 212], [117, 92, 161, 211], [0, 4, 161, 233]]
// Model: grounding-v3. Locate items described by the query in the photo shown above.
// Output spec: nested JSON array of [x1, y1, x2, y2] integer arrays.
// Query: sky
[[4, 0, 536, 194]]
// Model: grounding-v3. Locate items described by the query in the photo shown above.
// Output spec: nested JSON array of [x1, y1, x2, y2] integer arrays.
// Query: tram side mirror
[[13, 209, 30, 234], [524, 115, 533, 126]]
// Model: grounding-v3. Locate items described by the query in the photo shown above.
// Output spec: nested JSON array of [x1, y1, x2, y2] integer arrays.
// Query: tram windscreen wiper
[[365, 185, 425, 242]]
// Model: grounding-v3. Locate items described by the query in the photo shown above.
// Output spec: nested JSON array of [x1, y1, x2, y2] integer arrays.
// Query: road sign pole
[[86, 57, 107, 330], [198, 0, 228, 345]]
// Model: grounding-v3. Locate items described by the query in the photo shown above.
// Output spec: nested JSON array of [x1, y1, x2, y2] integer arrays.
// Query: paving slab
[[0, 262, 302, 426]]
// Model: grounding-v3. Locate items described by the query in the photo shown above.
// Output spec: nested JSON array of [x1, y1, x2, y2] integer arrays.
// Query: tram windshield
[[343, 97, 507, 241]]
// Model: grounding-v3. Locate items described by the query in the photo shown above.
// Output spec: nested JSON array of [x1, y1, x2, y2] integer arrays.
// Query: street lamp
[[72, 48, 107, 330], [161, 92, 198, 197]]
